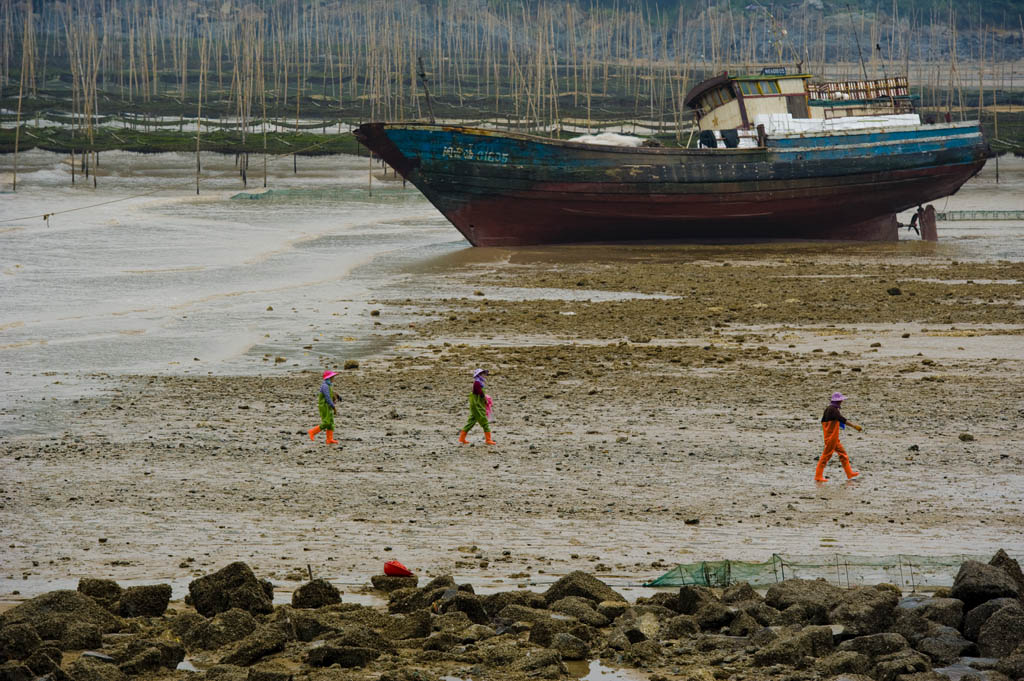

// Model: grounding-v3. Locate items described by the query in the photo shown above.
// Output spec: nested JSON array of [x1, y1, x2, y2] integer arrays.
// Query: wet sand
[[4, 245, 1024, 604], [3, 157, 1024, 610]]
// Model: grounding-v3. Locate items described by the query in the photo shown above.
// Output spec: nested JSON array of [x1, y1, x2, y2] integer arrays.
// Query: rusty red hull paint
[[445, 162, 982, 246], [353, 123, 990, 247]]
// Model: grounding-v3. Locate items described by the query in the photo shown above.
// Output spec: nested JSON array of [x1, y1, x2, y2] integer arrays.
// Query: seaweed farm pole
[[12, 0, 32, 191], [196, 34, 207, 196]]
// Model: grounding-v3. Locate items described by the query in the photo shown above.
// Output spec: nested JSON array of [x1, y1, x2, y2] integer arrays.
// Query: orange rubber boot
[[458, 430, 469, 444], [325, 430, 338, 444], [841, 455, 859, 479], [814, 457, 829, 482], [485, 432, 496, 445], [308, 426, 321, 441]]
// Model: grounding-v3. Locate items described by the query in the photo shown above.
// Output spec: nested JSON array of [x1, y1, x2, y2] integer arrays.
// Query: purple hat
[[473, 368, 488, 378], [831, 391, 846, 402]]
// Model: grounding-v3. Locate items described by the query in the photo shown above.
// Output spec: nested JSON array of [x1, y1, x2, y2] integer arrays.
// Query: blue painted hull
[[353, 122, 991, 246]]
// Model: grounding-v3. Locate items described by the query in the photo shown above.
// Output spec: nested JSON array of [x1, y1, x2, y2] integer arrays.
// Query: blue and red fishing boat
[[353, 70, 991, 246]]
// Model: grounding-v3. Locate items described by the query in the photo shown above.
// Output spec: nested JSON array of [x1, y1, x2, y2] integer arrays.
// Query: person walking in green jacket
[[459, 368, 495, 445], [308, 370, 339, 445]]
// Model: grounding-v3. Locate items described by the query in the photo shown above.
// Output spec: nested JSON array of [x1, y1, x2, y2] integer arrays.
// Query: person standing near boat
[[459, 368, 496, 445], [815, 391, 861, 482], [308, 370, 340, 445]]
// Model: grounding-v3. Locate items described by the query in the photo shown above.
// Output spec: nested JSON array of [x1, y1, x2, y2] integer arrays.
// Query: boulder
[[915, 625, 977, 665], [327, 624, 394, 654], [964, 599, 1020, 641], [625, 639, 663, 666], [377, 669, 441, 681], [290, 579, 341, 609], [549, 597, 609, 627], [551, 632, 589, 660], [596, 600, 630, 620], [728, 611, 761, 637], [182, 608, 258, 650], [722, 582, 761, 604], [663, 614, 699, 639], [60, 622, 103, 650], [891, 609, 941, 646], [0, 624, 42, 662], [369, 575, 418, 593], [117, 584, 172, 618], [497, 604, 555, 625], [76, 580, 122, 612], [117, 639, 185, 675], [388, 585, 457, 616], [205, 664, 249, 681], [977, 603, 1024, 658], [872, 650, 933, 681], [168, 611, 205, 639], [0, 591, 120, 641], [738, 600, 782, 627], [459, 624, 496, 643], [952, 562, 1020, 611], [994, 644, 1024, 680], [67, 657, 128, 681], [513, 648, 566, 677], [637, 592, 681, 612], [421, 631, 460, 652], [481, 590, 545, 616], [380, 611, 432, 641], [542, 571, 625, 605], [527, 618, 570, 648], [837, 633, 911, 659], [678, 586, 718, 615], [779, 601, 829, 626], [817, 650, 872, 677], [305, 646, 380, 668], [829, 586, 899, 636], [219, 624, 289, 666], [752, 625, 834, 666], [246, 668, 292, 681], [914, 598, 965, 629], [766, 578, 844, 611], [694, 601, 735, 631], [989, 550, 1024, 597], [189, 563, 274, 618], [0, 662, 32, 681], [437, 591, 488, 624], [24, 646, 62, 676]]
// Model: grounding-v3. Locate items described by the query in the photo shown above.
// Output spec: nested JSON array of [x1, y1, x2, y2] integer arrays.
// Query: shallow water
[[0, 149, 463, 431], [2, 150, 1022, 433]]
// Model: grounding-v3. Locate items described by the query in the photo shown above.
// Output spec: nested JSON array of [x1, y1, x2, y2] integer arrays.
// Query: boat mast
[[417, 56, 436, 123], [846, 3, 870, 80]]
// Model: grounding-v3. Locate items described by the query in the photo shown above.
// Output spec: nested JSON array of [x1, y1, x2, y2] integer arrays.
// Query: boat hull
[[353, 122, 990, 246]]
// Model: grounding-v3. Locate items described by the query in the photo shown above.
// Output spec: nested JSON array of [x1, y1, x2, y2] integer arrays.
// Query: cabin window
[[739, 81, 757, 96], [758, 80, 780, 94], [718, 87, 734, 103]]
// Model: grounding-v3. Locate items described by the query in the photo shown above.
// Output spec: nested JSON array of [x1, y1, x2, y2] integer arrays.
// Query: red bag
[[383, 560, 413, 577]]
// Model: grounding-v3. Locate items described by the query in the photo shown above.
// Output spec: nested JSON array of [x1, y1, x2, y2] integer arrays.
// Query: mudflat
[[4, 239, 1023, 601]]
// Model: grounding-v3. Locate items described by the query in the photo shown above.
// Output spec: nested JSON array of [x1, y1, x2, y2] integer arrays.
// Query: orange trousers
[[816, 422, 855, 480]]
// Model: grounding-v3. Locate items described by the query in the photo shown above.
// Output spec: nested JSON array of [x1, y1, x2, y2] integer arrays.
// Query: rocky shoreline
[[2, 551, 1024, 681]]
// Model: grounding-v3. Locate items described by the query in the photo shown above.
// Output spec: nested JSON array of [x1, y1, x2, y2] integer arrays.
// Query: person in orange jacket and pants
[[815, 391, 861, 482]]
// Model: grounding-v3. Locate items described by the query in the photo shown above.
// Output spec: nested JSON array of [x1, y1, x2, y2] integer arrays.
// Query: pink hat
[[323, 370, 338, 380], [831, 391, 846, 402]]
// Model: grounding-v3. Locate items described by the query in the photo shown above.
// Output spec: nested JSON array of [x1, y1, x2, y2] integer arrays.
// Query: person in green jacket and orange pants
[[308, 370, 339, 445], [459, 368, 495, 445], [815, 391, 861, 482]]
